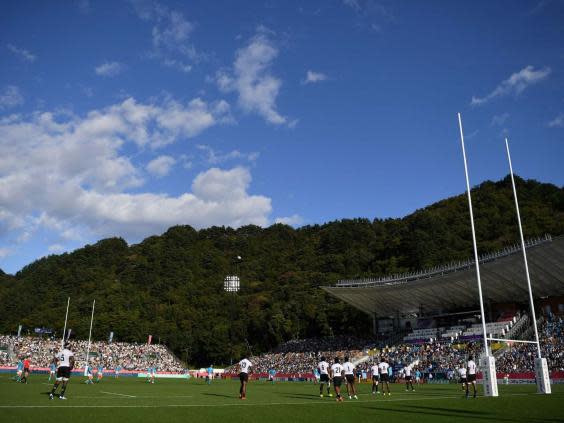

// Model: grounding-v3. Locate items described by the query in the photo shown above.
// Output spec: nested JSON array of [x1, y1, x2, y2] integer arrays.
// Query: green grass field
[[0, 375, 562, 423]]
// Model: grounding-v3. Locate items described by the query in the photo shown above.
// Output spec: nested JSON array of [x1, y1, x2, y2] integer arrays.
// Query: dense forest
[[0, 175, 562, 365]]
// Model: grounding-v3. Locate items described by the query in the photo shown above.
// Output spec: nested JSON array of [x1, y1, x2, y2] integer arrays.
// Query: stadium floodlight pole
[[504, 138, 551, 394], [84, 299, 96, 376], [504, 139, 542, 358], [61, 297, 70, 349], [457, 113, 489, 356]]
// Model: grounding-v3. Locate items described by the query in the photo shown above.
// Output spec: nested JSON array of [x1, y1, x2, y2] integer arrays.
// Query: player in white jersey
[[343, 357, 358, 399], [330, 357, 345, 402], [49, 342, 75, 400], [378, 357, 391, 395], [404, 365, 415, 392], [238, 357, 252, 400], [370, 362, 380, 394], [466, 356, 477, 399], [458, 363, 468, 391], [317, 357, 332, 398]]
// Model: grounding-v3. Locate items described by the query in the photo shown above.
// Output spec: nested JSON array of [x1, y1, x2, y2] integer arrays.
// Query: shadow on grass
[[359, 402, 559, 423], [279, 393, 323, 400], [202, 392, 236, 399]]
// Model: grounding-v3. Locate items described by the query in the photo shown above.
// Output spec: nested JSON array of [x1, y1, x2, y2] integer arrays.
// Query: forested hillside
[[0, 175, 562, 365]]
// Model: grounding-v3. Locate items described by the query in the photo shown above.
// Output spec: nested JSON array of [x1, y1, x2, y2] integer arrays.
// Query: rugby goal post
[[457, 113, 498, 397], [505, 139, 551, 394]]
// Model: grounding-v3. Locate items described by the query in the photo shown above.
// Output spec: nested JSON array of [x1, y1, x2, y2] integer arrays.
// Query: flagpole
[[504, 138, 542, 358], [85, 299, 96, 375], [61, 297, 70, 349], [457, 113, 489, 357]]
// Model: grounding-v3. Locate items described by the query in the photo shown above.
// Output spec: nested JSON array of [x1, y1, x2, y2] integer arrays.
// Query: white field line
[[0, 391, 555, 409], [0, 395, 478, 408], [71, 395, 193, 399], [100, 391, 136, 398]]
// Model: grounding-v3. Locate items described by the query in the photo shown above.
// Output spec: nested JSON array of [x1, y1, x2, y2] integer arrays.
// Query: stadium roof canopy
[[322, 235, 564, 318]]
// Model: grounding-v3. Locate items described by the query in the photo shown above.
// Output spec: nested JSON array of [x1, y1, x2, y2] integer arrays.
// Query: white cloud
[[343, 0, 361, 12], [548, 113, 564, 128], [465, 129, 479, 140], [48, 244, 66, 254], [151, 10, 193, 51], [6, 44, 36, 62], [130, 0, 198, 71], [0, 247, 12, 259], [146, 155, 176, 177], [95, 61, 125, 77], [275, 214, 304, 227], [196, 145, 259, 165], [304, 70, 328, 84], [471, 66, 551, 106], [0, 86, 24, 110], [342, 0, 394, 24], [216, 29, 289, 125], [0, 98, 272, 255], [491, 113, 510, 126], [163, 59, 192, 73]]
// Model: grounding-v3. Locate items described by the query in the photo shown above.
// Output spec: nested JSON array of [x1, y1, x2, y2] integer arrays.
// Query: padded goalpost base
[[480, 355, 499, 397], [535, 357, 551, 394]]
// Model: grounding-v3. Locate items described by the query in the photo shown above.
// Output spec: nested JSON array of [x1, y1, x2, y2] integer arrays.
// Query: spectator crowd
[[2, 316, 561, 376], [0, 335, 184, 372], [226, 316, 563, 377], [496, 317, 564, 373]]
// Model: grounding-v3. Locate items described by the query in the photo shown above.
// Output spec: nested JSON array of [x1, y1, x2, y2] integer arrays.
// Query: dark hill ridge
[[0, 175, 562, 365]]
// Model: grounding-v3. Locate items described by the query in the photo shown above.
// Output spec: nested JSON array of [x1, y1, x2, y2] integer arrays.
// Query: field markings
[[0, 395, 470, 408], [0, 391, 558, 409], [100, 391, 137, 398]]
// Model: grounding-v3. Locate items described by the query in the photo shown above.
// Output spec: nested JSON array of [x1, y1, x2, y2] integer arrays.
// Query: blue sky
[[1, 0, 563, 274]]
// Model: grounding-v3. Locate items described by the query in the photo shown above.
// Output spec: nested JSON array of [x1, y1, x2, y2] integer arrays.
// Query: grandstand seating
[[0, 336, 184, 372], [403, 313, 525, 343]]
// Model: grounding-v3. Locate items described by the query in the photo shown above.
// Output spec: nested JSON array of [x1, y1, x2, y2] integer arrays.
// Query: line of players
[[235, 354, 480, 401], [317, 356, 396, 401], [16, 344, 480, 402]]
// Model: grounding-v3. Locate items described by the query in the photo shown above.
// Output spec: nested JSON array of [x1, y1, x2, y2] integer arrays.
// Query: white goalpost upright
[[457, 113, 498, 397], [504, 138, 551, 394], [84, 299, 96, 376], [61, 297, 70, 349]]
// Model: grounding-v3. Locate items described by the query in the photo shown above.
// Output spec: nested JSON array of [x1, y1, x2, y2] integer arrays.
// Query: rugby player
[[48, 360, 56, 382], [330, 357, 344, 402], [97, 363, 104, 382], [317, 356, 331, 398], [49, 342, 75, 400], [466, 356, 477, 399], [238, 357, 252, 400], [85, 365, 94, 384], [378, 356, 391, 396], [21, 356, 31, 384], [206, 364, 214, 385], [370, 361, 380, 394], [458, 362, 468, 391], [15, 358, 23, 382], [404, 365, 415, 392], [415, 367, 422, 384], [343, 356, 358, 399], [114, 364, 121, 378]]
